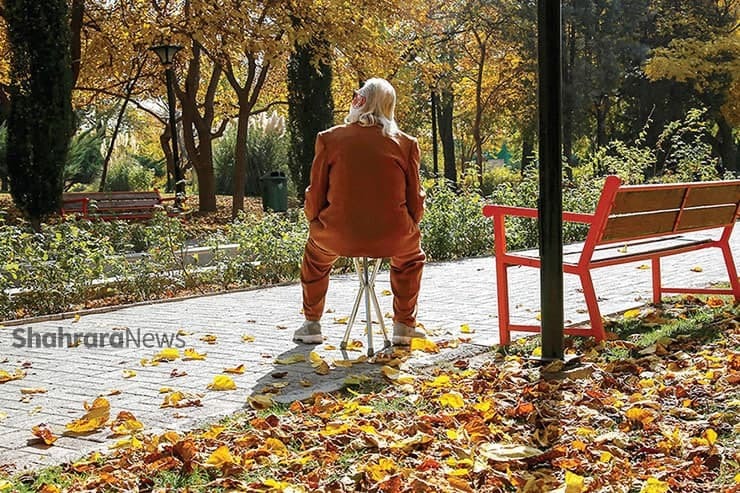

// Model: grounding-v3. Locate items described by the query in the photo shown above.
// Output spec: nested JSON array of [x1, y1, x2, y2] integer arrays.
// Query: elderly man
[[294, 78, 426, 346]]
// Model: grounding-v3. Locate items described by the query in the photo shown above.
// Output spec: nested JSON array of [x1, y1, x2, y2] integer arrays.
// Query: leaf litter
[[1, 297, 738, 492]]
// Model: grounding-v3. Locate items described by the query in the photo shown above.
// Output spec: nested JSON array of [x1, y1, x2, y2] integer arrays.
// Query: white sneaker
[[392, 321, 426, 346], [293, 320, 323, 344]]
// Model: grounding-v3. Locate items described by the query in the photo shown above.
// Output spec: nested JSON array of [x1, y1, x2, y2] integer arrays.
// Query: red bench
[[61, 191, 179, 221], [482, 176, 740, 345]]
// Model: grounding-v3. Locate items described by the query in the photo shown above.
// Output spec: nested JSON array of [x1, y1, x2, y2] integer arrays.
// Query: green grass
[[2, 466, 80, 492], [151, 467, 216, 490]]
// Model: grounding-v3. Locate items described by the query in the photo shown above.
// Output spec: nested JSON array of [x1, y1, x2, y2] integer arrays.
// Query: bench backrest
[[592, 176, 740, 245], [61, 191, 163, 216]]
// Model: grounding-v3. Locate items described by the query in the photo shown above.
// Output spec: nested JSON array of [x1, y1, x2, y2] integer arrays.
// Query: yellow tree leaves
[[645, 34, 740, 125]]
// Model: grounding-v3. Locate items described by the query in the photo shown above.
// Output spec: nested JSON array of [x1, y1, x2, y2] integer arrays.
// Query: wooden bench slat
[[612, 188, 685, 214], [602, 210, 678, 241], [678, 205, 737, 231], [685, 184, 740, 207]]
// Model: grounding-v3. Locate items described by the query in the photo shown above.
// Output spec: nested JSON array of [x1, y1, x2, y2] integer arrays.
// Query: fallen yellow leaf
[[200, 334, 217, 344], [241, 334, 255, 342], [247, 394, 274, 410], [109, 435, 142, 450], [275, 354, 306, 365], [223, 364, 245, 374], [427, 375, 451, 388], [565, 470, 585, 493], [65, 397, 110, 433], [109, 411, 143, 436], [201, 425, 225, 439], [439, 392, 465, 409], [690, 266, 703, 272], [154, 348, 180, 362], [640, 477, 669, 493], [460, 324, 475, 334], [0, 369, 25, 383], [206, 445, 237, 468], [207, 375, 236, 391], [410, 338, 439, 353], [381, 365, 416, 385], [183, 348, 207, 360], [624, 308, 642, 319], [122, 369, 137, 379]]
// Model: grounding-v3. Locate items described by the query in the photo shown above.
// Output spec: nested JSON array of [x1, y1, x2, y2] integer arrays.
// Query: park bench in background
[[483, 175, 740, 345], [61, 190, 181, 221]]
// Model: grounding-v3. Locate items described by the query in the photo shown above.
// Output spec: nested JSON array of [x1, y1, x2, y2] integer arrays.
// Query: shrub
[[420, 185, 492, 261], [214, 112, 290, 197], [104, 159, 156, 191], [226, 209, 308, 283], [64, 128, 103, 190]]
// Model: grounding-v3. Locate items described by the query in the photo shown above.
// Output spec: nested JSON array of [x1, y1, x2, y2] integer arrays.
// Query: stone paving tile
[[0, 229, 736, 470]]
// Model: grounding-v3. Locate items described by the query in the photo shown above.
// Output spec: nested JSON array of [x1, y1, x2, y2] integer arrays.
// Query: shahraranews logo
[[12, 327, 186, 349]]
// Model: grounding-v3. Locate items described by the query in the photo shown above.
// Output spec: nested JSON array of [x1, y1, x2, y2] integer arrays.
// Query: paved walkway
[[0, 230, 737, 471]]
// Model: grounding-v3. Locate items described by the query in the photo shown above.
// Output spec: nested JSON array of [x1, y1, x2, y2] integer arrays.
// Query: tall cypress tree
[[5, 0, 73, 230], [287, 40, 333, 202]]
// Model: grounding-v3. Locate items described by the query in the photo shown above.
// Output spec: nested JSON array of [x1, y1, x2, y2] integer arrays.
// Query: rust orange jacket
[[304, 123, 425, 258]]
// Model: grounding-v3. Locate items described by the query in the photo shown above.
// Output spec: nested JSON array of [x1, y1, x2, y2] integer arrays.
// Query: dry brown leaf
[[32, 423, 57, 445]]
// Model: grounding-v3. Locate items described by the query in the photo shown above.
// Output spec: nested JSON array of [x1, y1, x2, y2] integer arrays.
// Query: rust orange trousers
[[301, 238, 425, 327]]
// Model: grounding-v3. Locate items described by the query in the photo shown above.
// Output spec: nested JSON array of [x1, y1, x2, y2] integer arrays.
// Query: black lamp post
[[149, 44, 184, 206], [537, 0, 564, 361]]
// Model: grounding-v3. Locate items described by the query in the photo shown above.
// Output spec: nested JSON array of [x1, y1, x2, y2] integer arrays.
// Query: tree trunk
[[197, 161, 217, 211], [99, 62, 142, 191], [521, 126, 534, 176], [175, 41, 224, 212], [160, 127, 174, 191], [232, 106, 249, 218], [70, 0, 83, 86], [594, 94, 609, 150], [562, 22, 576, 168], [473, 45, 485, 187], [437, 88, 456, 188], [716, 115, 738, 174]]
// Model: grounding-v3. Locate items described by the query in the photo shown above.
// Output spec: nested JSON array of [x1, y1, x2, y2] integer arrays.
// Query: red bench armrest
[[482, 204, 594, 224]]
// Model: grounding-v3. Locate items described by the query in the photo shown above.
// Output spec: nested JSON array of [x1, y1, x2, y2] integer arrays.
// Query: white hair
[[344, 78, 399, 137]]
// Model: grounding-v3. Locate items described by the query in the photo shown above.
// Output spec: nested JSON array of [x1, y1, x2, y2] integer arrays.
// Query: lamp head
[[149, 44, 183, 65]]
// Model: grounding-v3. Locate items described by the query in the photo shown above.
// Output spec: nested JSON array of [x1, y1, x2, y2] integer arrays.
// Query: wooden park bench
[[61, 190, 181, 221], [482, 175, 740, 345]]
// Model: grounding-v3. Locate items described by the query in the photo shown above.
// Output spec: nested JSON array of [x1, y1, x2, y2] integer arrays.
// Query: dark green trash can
[[260, 171, 288, 212]]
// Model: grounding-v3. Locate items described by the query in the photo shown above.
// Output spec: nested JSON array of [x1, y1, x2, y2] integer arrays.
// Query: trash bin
[[260, 171, 288, 212]]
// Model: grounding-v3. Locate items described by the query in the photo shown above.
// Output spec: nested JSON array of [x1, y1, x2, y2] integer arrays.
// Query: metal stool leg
[[363, 257, 374, 356], [368, 261, 391, 349], [341, 258, 365, 350], [340, 257, 389, 356]]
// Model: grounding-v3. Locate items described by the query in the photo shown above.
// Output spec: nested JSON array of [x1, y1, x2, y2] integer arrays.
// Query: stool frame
[[340, 257, 391, 356]]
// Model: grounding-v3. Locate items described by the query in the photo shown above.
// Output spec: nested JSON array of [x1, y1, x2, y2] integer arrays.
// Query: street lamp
[[149, 44, 184, 207]]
